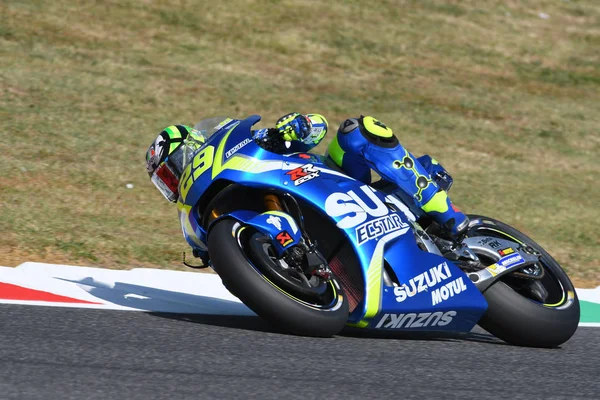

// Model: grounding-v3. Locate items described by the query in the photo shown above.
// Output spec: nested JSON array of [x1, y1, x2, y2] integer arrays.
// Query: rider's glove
[[275, 112, 312, 141], [253, 128, 285, 151]]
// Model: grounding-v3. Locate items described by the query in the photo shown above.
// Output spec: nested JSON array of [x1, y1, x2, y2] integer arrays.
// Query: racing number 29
[[179, 146, 215, 201]]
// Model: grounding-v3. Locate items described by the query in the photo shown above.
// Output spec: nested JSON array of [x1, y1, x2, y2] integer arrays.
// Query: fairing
[[177, 115, 488, 332]]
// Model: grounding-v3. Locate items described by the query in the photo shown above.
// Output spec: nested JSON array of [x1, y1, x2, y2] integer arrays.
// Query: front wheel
[[467, 215, 580, 348], [208, 218, 349, 337]]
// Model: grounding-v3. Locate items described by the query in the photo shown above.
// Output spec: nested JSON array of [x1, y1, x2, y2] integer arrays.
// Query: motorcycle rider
[[146, 113, 469, 244], [255, 113, 469, 240]]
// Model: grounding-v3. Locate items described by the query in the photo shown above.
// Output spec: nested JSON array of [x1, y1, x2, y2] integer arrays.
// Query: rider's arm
[[253, 113, 328, 153]]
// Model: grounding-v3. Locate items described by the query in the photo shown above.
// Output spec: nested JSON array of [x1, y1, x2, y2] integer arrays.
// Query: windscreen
[[192, 116, 232, 138], [182, 116, 233, 168]]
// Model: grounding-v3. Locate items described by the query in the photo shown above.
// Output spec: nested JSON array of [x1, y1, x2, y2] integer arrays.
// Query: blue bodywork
[[177, 115, 488, 332]]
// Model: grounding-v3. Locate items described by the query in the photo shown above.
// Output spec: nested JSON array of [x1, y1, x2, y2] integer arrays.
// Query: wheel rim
[[467, 225, 575, 310], [234, 225, 343, 311]]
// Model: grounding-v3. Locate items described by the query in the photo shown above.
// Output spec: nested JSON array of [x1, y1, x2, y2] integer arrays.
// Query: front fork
[[264, 193, 332, 281], [208, 192, 332, 281]]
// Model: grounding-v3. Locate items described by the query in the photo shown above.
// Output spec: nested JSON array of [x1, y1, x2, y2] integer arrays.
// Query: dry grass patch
[[1, 0, 598, 285]]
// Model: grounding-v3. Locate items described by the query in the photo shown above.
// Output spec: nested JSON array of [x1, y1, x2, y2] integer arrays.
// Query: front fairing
[[178, 115, 487, 331], [279, 170, 486, 330], [179, 115, 284, 208]]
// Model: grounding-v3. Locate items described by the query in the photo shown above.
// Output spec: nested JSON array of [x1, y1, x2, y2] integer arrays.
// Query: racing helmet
[[145, 125, 193, 203], [274, 113, 328, 146], [305, 114, 328, 146]]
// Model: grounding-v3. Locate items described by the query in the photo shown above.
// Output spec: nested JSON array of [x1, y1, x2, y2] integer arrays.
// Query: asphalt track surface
[[1, 304, 598, 400]]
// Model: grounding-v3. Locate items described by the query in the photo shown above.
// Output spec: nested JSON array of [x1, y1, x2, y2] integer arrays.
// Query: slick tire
[[469, 215, 580, 348], [479, 282, 579, 348], [208, 219, 349, 337]]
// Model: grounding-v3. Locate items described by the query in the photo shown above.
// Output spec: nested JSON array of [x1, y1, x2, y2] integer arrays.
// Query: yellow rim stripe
[[480, 227, 570, 308], [484, 228, 525, 245], [543, 291, 566, 307]]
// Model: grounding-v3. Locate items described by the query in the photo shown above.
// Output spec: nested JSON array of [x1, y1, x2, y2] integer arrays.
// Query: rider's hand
[[254, 128, 284, 151], [275, 113, 312, 142]]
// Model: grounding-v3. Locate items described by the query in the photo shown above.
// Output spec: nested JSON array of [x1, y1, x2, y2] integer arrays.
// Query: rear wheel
[[208, 218, 349, 337], [467, 215, 580, 348]]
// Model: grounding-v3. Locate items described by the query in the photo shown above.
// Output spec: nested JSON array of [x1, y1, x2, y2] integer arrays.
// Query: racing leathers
[[262, 113, 469, 240]]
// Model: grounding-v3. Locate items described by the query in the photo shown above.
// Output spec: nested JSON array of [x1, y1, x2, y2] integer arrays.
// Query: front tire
[[208, 219, 349, 337], [468, 215, 580, 348]]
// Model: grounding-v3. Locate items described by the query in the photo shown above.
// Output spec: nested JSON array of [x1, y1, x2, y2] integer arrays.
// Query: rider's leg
[[365, 144, 469, 239], [327, 117, 469, 239]]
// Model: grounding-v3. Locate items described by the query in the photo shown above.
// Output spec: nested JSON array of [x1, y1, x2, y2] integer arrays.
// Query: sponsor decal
[[375, 311, 457, 329], [394, 262, 452, 303], [356, 214, 409, 246], [305, 126, 324, 144], [498, 253, 525, 268], [266, 215, 282, 231], [325, 185, 392, 229], [486, 253, 526, 277], [431, 277, 468, 306], [276, 231, 294, 247], [478, 237, 502, 249], [286, 163, 320, 186], [498, 247, 514, 256], [225, 138, 252, 159], [324, 185, 415, 245], [214, 118, 234, 131], [486, 263, 503, 277]]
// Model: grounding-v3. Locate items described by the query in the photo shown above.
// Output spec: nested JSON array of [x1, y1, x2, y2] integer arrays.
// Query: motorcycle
[[175, 115, 579, 347]]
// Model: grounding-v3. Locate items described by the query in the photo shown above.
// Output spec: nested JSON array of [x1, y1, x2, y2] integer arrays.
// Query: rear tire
[[208, 219, 349, 337], [468, 215, 580, 348], [479, 281, 579, 348]]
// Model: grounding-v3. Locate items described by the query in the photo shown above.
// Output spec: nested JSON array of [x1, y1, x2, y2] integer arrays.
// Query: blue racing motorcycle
[[176, 115, 579, 347]]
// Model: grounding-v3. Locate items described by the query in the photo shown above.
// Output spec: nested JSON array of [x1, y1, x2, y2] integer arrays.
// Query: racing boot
[[421, 189, 470, 242], [421, 190, 481, 270]]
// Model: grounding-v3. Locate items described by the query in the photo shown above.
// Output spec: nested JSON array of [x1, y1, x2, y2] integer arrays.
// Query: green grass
[[1, 0, 599, 285]]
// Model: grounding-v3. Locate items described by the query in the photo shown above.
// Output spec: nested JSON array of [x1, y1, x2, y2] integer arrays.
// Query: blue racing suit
[[262, 113, 469, 238]]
